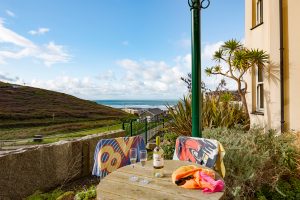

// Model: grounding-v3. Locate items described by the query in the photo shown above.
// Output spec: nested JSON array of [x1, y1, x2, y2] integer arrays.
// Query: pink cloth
[[199, 172, 224, 193]]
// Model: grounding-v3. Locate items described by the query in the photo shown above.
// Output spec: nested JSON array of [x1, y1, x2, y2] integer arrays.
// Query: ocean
[[95, 100, 178, 110]]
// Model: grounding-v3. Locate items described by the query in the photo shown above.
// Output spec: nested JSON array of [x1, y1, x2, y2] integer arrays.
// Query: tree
[[181, 73, 209, 93], [205, 39, 269, 115]]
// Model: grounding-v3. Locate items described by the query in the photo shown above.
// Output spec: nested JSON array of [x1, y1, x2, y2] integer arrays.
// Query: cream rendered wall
[[286, 0, 300, 131], [245, 0, 300, 131], [245, 0, 281, 131]]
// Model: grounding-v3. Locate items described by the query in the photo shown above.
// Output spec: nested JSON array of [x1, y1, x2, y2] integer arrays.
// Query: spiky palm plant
[[205, 39, 269, 115], [167, 94, 249, 136], [166, 96, 192, 136]]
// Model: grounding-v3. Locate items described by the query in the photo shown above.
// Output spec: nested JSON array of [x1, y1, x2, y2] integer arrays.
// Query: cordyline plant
[[205, 39, 269, 115]]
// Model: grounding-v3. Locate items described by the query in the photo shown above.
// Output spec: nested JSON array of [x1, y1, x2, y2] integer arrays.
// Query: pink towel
[[199, 172, 224, 193]]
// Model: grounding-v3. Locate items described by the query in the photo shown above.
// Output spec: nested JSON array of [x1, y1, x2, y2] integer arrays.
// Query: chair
[[173, 136, 225, 177], [92, 135, 145, 178]]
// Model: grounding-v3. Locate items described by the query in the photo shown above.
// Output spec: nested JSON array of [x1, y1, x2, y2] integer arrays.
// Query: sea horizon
[[95, 99, 178, 110]]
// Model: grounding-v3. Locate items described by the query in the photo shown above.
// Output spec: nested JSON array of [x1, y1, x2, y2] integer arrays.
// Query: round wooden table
[[97, 160, 224, 200]]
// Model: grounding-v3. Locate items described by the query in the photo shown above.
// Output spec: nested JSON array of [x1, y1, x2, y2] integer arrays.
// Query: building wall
[[286, 0, 300, 131], [245, 0, 300, 131]]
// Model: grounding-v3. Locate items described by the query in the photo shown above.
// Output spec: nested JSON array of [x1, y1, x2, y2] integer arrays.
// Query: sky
[[0, 0, 245, 100]]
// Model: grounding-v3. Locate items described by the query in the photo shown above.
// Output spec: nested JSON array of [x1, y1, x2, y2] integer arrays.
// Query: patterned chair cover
[[92, 135, 145, 178], [173, 136, 226, 177]]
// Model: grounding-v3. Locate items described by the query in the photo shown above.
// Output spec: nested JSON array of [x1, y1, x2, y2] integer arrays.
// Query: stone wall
[[0, 130, 125, 200]]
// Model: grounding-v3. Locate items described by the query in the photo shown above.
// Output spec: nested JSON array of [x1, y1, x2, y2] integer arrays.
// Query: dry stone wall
[[0, 130, 125, 200]]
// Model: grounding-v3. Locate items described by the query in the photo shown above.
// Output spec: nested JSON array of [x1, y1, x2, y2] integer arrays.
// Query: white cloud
[[174, 54, 191, 70], [96, 70, 116, 81], [116, 59, 139, 70], [0, 71, 19, 82], [6, 10, 15, 17], [202, 41, 223, 60], [38, 42, 70, 66], [0, 20, 36, 48], [0, 38, 236, 99], [0, 21, 70, 66], [28, 28, 50, 35], [116, 57, 189, 96], [8, 54, 191, 99]]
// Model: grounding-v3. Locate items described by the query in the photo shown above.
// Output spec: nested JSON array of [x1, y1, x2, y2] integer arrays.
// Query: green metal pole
[[130, 120, 133, 136], [190, 0, 201, 137], [145, 120, 148, 142]]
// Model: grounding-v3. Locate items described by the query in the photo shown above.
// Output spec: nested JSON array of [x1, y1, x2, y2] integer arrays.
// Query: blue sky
[[0, 0, 244, 100]]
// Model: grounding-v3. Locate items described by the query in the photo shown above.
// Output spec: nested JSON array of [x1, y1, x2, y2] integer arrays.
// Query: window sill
[[250, 111, 264, 116], [250, 22, 264, 30]]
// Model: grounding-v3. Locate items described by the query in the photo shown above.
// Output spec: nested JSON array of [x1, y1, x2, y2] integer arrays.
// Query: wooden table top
[[97, 160, 224, 200]]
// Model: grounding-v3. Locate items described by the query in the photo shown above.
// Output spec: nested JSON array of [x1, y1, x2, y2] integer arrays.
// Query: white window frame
[[256, 0, 263, 25], [256, 67, 264, 112]]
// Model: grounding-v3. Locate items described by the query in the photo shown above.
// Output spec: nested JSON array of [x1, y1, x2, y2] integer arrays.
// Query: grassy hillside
[[0, 82, 129, 140]]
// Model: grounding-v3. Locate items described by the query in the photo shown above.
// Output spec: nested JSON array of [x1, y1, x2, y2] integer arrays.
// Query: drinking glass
[[139, 150, 147, 167], [139, 150, 149, 185], [129, 148, 138, 182]]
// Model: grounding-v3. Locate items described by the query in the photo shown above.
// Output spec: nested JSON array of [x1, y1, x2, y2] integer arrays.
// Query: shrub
[[167, 95, 249, 136], [26, 189, 64, 200], [203, 128, 300, 199], [257, 176, 300, 199], [56, 191, 75, 200], [161, 132, 178, 159], [202, 94, 249, 129], [75, 186, 96, 200], [166, 96, 192, 136]]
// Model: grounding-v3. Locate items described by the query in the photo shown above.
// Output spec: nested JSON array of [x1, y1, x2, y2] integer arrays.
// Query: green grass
[[26, 179, 97, 200], [31, 123, 122, 144], [0, 119, 120, 140], [0, 81, 131, 140], [26, 189, 64, 200], [2, 123, 123, 146]]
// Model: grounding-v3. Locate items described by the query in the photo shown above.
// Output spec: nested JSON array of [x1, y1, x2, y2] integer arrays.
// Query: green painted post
[[189, 0, 210, 137], [145, 119, 148, 142], [190, 0, 201, 138], [130, 120, 133, 136]]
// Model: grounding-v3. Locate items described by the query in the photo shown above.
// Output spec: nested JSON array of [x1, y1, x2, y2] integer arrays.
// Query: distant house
[[204, 89, 244, 101], [139, 108, 165, 122], [121, 108, 145, 116]]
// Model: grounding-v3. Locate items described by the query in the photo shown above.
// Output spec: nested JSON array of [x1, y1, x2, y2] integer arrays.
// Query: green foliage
[[26, 189, 64, 200], [26, 186, 96, 200], [219, 92, 233, 102], [166, 96, 192, 136], [205, 39, 269, 115], [202, 94, 249, 129], [203, 128, 300, 199], [75, 186, 96, 200], [257, 176, 300, 200], [167, 95, 249, 136], [56, 191, 75, 200], [161, 132, 178, 159]]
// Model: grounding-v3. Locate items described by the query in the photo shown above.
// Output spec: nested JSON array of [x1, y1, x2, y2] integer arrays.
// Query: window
[[251, 0, 263, 29], [256, 0, 263, 25], [256, 67, 264, 111]]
